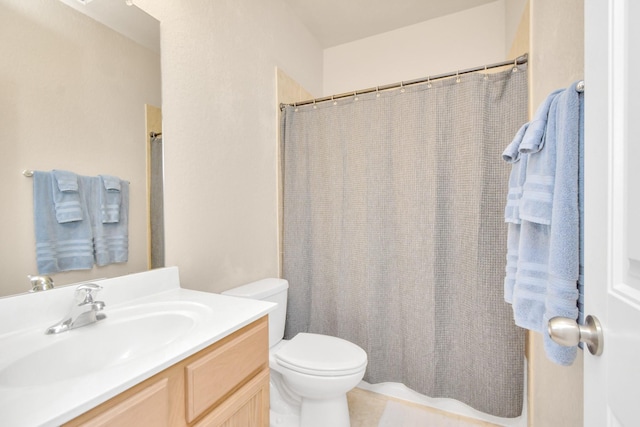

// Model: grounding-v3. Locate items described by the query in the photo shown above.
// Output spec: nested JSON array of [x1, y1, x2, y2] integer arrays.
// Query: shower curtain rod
[[280, 54, 529, 110]]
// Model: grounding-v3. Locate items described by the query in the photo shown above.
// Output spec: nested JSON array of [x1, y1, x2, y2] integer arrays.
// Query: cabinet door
[[194, 368, 269, 427], [185, 318, 268, 422]]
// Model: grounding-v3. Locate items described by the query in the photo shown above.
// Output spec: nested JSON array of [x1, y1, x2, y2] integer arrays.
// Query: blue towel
[[33, 171, 94, 274], [503, 123, 529, 224], [542, 86, 582, 365], [518, 95, 560, 225], [511, 219, 551, 331], [503, 82, 583, 366], [519, 89, 563, 154], [578, 91, 585, 328], [87, 176, 129, 266], [502, 123, 529, 163], [98, 175, 122, 223], [51, 170, 83, 223], [503, 123, 528, 303]]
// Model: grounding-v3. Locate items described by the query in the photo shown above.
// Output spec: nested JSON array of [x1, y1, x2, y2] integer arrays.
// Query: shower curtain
[[150, 135, 165, 269], [281, 65, 528, 418]]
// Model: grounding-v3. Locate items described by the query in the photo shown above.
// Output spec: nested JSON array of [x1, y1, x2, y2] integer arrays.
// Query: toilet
[[222, 278, 367, 427]]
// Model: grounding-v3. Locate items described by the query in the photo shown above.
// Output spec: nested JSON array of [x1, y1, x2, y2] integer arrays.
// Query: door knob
[[547, 314, 604, 356]]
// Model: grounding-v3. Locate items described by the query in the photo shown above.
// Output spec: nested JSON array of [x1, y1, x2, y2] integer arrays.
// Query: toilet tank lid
[[221, 278, 288, 299]]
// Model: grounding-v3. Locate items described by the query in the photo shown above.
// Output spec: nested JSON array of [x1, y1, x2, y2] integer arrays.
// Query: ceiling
[[57, 0, 160, 53], [282, 0, 498, 48], [59, 0, 498, 52]]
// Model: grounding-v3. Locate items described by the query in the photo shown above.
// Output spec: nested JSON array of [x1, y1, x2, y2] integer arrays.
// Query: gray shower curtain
[[281, 65, 528, 418], [150, 135, 165, 269]]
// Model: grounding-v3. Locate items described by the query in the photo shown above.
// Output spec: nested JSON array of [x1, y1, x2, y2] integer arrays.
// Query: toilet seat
[[274, 333, 367, 377]]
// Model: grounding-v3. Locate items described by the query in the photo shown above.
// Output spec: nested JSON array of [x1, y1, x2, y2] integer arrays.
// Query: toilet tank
[[221, 278, 288, 348]]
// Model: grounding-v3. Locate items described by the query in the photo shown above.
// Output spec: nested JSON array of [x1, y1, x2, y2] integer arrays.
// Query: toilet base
[[300, 395, 351, 427], [270, 377, 301, 427], [270, 408, 300, 427]]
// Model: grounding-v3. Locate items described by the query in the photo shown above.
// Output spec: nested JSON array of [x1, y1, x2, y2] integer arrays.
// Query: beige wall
[[506, 0, 529, 55], [0, 0, 161, 297], [323, 1, 508, 96], [134, 0, 323, 293], [528, 0, 585, 426]]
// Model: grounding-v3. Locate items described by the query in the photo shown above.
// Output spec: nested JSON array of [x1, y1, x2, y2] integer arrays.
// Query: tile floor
[[347, 388, 500, 427]]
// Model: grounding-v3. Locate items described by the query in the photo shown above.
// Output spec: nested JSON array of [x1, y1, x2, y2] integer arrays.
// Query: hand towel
[[503, 123, 529, 303], [503, 121, 531, 224], [51, 170, 83, 223], [33, 171, 94, 274], [502, 123, 529, 163], [98, 174, 122, 223], [87, 176, 129, 266], [518, 89, 563, 154], [518, 94, 561, 226]]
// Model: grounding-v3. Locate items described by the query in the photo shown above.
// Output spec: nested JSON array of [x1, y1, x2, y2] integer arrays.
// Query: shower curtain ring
[[313, 99, 317, 109], [484, 65, 489, 80], [456, 70, 461, 83], [427, 76, 432, 88], [332, 95, 337, 105], [354, 91, 359, 101], [512, 58, 518, 72], [376, 86, 380, 98], [400, 81, 405, 93]]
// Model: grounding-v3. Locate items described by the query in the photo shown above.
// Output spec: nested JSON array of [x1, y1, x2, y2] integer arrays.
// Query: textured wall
[[134, 0, 323, 292]]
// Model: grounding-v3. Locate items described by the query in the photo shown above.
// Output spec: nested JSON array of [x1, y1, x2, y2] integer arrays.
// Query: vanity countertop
[[0, 267, 275, 427]]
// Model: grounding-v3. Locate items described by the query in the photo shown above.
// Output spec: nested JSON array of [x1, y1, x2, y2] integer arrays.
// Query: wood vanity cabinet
[[64, 316, 269, 427]]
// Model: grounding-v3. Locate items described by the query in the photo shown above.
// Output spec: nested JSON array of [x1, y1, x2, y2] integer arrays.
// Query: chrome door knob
[[547, 314, 604, 356]]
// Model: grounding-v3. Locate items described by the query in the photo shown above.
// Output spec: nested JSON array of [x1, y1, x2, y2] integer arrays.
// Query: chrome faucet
[[45, 284, 106, 334], [28, 275, 54, 292]]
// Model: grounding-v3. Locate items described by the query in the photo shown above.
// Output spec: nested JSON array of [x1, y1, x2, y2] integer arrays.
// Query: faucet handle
[[74, 283, 102, 304]]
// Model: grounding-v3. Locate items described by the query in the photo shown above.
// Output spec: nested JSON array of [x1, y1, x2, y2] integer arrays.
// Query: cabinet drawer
[[76, 378, 170, 427], [185, 318, 268, 422]]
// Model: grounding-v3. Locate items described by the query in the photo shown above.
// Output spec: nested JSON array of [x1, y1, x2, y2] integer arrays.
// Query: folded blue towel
[[504, 222, 520, 304], [51, 170, 83, 223], [33, 171, 94, 274], [87, 176, 129, 266], [510, 220, 550, 331], [98, 175, 122, 223], [502, 123, 529, 163], [503, 124, 528, 303], [503, 124, 529, 224], [518, 95, 561, 225], [519, 89, 563, 154]]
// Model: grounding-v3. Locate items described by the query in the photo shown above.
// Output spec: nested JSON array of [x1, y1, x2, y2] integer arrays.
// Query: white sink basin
[[0, 301, 207, 387]]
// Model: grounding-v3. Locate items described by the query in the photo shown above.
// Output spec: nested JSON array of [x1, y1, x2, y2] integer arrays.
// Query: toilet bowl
[[222, 279, 367, 427]]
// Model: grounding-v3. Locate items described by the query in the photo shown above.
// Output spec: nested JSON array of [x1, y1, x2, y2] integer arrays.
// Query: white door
[[584, 0, 640, 425]]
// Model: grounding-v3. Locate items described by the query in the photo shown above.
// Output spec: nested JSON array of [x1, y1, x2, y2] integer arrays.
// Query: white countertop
[[0, 267, 275, 427]]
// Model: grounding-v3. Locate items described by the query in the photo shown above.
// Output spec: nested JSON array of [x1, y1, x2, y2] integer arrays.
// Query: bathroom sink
[[0, 301, 208, 387], [0, 268, 276, 427]]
